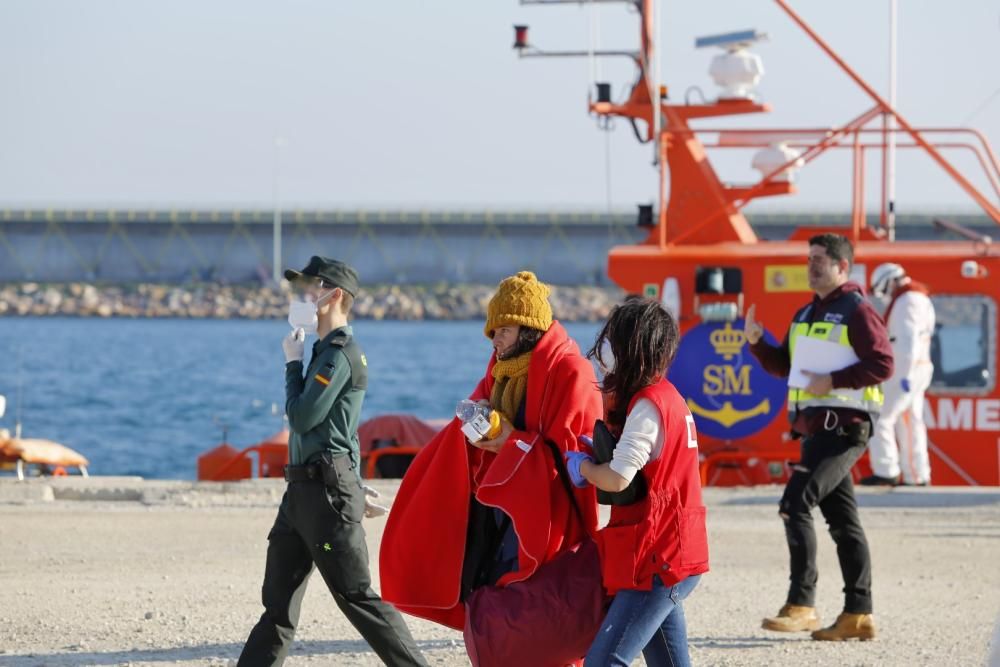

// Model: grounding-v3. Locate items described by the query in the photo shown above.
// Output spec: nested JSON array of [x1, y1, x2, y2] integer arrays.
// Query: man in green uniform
[[238, 256, 427, 667]]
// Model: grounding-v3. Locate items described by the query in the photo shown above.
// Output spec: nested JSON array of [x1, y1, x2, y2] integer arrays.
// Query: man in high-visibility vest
[[746, 233, 893, 642], [862, 262, 936, 486]]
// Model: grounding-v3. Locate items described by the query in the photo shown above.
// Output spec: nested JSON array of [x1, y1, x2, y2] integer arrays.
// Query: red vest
[[597, 379, 710, 595], [883, 280, 930, 325]]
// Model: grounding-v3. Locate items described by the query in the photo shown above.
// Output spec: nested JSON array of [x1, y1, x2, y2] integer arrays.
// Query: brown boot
[[761, 604, 821, 632], [811, 612, 877, 641]]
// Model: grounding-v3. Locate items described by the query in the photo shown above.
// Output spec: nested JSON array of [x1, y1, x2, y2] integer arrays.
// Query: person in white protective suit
[[861, 263, 936, 486]]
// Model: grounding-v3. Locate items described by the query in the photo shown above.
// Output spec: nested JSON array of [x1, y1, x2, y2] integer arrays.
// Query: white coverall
[[868, 286, 936, 484]]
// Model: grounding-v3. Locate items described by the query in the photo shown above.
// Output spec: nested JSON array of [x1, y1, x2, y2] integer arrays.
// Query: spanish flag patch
[[314, 374, 331, 386]]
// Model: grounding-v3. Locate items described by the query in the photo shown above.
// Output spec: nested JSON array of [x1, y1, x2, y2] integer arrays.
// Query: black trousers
[[779, 421, 873, 614], [238, 472, 427, 667]]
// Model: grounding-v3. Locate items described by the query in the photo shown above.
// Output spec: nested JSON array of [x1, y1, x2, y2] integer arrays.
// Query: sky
[[1, 0, 998, 213]]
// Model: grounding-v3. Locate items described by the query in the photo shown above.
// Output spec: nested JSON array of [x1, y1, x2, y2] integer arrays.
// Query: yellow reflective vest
[[787, 291, 884, 422]]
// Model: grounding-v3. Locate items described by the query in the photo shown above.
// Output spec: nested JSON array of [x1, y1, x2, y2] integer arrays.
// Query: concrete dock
[[1, 478, 998, 666]]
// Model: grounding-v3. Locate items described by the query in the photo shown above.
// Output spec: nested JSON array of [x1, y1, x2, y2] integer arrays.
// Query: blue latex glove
[[901, 378, 911, 393], [564, 450, 593, 488], [578, 434, 593, 449]]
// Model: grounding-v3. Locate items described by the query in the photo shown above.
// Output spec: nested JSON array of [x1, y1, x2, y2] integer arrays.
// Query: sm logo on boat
[[668, 320, 788, 440]]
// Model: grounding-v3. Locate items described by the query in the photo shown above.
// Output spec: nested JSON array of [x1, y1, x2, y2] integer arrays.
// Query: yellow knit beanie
[[484, 271, 553, 337]]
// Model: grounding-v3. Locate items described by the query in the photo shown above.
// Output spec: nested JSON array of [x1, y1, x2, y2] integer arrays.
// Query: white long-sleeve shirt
[[608, 398, 664, 483], [887, 289, 935, 380]]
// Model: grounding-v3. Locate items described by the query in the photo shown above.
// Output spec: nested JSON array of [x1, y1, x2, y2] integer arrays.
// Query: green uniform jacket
[[284, 325, 367, 467]]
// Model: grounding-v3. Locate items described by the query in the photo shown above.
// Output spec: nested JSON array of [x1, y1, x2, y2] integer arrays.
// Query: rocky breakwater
[[0, 282, 625, 322]]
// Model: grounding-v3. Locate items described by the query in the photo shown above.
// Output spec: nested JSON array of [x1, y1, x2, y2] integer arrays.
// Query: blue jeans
[[585, 574, 700, 667]]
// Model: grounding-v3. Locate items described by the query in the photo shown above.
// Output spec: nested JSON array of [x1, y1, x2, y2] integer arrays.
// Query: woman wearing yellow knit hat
[[481, 270, 555, 430], [381, 270, 605, 665]]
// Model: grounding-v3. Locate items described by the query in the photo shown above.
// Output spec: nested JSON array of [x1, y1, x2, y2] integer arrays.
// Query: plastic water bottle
[[455, 399, 503, 442]]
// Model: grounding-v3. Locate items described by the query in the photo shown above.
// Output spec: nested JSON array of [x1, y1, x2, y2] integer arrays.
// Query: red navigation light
[[513, 25, 529, 50]]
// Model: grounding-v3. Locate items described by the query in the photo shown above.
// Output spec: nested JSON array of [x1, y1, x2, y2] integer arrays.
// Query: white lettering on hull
[[924, 398, 1000, 432]]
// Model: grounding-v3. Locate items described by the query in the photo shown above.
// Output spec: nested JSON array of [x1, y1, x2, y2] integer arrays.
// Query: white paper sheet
[[788, 336, 859, 389]]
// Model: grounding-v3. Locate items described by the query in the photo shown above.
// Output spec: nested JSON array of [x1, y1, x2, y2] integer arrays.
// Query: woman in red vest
[[566, 298, 710, 667]]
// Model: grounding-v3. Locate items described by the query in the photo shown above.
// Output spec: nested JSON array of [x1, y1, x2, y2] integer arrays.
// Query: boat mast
[[887, 0, 898, 241]]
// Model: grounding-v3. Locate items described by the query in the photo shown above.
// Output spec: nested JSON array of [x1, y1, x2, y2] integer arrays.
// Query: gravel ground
[[1, 481, 998, 667]]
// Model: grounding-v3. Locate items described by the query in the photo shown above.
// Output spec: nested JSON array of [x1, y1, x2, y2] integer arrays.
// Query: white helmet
[[870, 262, 906, 297]]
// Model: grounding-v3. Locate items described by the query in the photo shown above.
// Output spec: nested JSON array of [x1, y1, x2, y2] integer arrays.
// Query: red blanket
[[379, 322, 602, 629]]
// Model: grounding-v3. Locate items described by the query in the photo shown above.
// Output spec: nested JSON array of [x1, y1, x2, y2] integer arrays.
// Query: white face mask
[[288, 300, 318, 333], [287, 288, 336, 334], [595, 340, 615, 379]]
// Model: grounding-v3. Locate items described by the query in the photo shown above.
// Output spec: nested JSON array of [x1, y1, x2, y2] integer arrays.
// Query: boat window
[[929, 295, 996, 395]]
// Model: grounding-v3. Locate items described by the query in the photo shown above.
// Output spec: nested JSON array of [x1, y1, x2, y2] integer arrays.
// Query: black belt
[[284, 453, 356, 484], [283, 463, 323, 482]]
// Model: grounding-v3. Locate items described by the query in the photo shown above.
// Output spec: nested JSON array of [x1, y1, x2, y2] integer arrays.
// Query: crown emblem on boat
[[710, 322, 746, 360]]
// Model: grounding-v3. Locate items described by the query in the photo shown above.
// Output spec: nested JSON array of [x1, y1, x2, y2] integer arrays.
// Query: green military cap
[[284, 256, 360, 296]]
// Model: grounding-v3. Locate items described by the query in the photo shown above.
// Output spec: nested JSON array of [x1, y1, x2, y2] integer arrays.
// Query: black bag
[[591, 419, 647, 506]]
